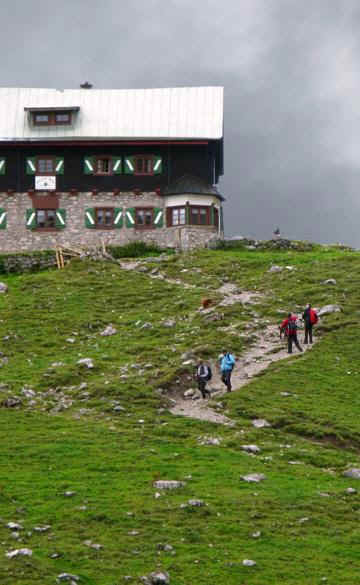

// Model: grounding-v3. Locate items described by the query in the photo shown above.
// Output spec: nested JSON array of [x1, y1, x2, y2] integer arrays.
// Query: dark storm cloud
[[1, 0, 360, 244]]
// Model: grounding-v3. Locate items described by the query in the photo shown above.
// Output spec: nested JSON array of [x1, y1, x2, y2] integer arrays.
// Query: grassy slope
[[0, 246, 360, 584]]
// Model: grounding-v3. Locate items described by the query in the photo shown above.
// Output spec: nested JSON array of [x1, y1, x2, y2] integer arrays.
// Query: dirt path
[[118, 262, 314, 426], [170, 325, 314, 425]]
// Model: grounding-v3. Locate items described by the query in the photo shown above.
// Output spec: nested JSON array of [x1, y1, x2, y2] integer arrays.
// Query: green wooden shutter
[[0, 209, 7, 229], [153, 208, 164, 228], [153, 155, 162, 175], [210, 205, 215, 226], [26, 209, 37, 229], [112, 156, 122, 175], [55, 157, 64, 175], [85, 208, 96, 228], [0, 158, 6, 175], [84, 156, 94, 175], [124, 156, 135, 175], [220, 207, 224, 232], [55, 209, 66, 229], [114, 207, 123, 228], [26, 157, 36, 175], [125, 208, 136, 227], [185, 205, 190, 224]]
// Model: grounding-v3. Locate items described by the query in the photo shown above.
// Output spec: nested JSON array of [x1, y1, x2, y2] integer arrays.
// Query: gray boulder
[[318, 304, 341, 317], [268, 265, 283, 273], [0, 282, 8, 293], [343, 468, 360, 479], [322, 278, 337, 285]]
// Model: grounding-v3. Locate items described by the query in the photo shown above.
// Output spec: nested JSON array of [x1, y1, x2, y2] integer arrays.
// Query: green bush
[[108, 241, 170, 258]]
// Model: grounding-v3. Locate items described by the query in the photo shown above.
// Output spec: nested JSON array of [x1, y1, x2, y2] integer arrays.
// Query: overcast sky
[[2, 0, 360, 245]]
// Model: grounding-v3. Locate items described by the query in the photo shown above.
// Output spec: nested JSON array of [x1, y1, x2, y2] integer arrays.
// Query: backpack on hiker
[[287, 319, 297, 335]]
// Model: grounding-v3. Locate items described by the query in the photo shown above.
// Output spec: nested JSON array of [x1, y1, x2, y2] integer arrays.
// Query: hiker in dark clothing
[[220, 350, 236, 392], [280, 313, 303, 354], [195, 361, 212, 398], [302, 303, 318, 344]]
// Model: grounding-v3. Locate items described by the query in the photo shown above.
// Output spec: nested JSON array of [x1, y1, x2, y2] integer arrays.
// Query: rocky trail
[[170, 324, 315, 426], [118, 260, 321, 426]]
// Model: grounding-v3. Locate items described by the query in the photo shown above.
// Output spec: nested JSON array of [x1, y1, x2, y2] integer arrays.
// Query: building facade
[[0, 86, 224, 251]]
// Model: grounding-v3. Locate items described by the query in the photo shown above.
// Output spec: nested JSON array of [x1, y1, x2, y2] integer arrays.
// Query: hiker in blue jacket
[[220, 350, 235, 392]]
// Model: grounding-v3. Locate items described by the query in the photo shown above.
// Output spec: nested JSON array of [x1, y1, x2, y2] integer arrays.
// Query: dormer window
[[25, 106, 79, 127]]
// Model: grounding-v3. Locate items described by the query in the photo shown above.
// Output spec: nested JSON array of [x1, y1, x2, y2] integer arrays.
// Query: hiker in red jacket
[[280, 313, 303, 354], [302, 303, 318, 344]]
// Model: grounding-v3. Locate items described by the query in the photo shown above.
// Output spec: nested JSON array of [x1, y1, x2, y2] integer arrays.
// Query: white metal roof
[[0, 86, 223, 141]]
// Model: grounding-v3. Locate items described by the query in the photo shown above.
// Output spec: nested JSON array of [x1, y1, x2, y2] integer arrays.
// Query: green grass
[[0, 245, 360, 584]]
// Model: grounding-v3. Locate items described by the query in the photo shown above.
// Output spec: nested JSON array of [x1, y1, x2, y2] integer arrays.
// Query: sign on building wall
[[35, 176, 56, 190]]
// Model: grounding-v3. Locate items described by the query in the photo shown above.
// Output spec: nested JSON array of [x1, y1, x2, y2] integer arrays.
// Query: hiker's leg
[[304, 326, 309, 344], [288, 336, 293, 353], [294, 334, 303, 352], [309, 325, 313, 343], [199, 379, 206, 398], [226, 371, 232, 392]]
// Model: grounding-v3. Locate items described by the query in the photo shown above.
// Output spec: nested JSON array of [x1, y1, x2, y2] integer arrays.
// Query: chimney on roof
[[80, 81, 93, 89]]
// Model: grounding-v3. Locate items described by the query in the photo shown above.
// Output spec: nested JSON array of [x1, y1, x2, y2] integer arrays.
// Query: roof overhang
[[0, 139, 210, 146], [24, 106, 80, 112]]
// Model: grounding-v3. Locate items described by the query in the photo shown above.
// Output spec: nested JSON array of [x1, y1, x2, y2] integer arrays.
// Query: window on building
[[167, 205, 218, 227], [95, 208, 114, 228], [95, 157, 112, 175], [171, 207, 186, 226], [37, 157, 55, 175], [55, 112, 71, 124], [190, 206, 209, 225], [36, 209, 56, 228], [134, 156, 154, 175], [135, 208, 153, 227], [32, 111, 72, 126], [34, 113, 50, 125]]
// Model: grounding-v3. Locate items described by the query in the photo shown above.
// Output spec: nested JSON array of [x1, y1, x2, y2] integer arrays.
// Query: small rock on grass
[[187, 499, 205, 507], [7, 522, 23, 530], [343, 468, 360, 479], [318, 304, 341, 317], [0, 282, 8, 293], [84, 539, 102, 550], [77, 358, 94, 369], [5, 548, 32, 558], [34, 525, 51, 533], [252, 419, 271, 428], [241, 444, 261, 454], [198, 436, 222, 446], [243, 559, 256, 566], [346, 487, 357, 494], [241, 473, 266, 483], [57, 574, 80, 583], [153, 480, 185, 490], [100, 324, 117, 336], [142, 571, 170, 585]]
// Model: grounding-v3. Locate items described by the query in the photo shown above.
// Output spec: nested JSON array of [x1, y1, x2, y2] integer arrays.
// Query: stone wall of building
[[0, 191, 221, 252]]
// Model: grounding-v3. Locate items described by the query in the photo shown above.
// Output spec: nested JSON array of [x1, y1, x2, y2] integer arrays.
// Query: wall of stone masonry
[[0, 191, 221, 252]]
